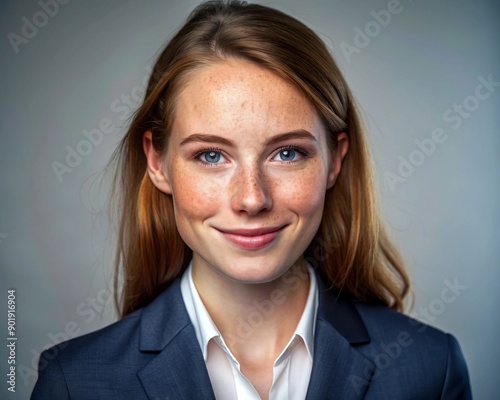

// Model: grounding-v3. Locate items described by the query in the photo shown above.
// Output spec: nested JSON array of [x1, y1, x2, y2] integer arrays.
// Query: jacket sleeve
[[441, 333, 472, 399], [30, 348, 70, 400]]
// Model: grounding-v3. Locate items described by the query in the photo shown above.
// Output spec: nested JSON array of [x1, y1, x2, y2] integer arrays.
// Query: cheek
[[170, 167, 222, 220], [276, 165, 328, 216]]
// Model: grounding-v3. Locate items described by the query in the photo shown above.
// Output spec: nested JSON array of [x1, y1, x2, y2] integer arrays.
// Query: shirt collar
[[180, 261, 220, 360], [289, 262, 318, 361], [180, 260, 318, 362]]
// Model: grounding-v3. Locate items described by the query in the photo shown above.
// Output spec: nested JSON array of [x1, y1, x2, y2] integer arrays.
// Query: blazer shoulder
[[352, 300, 459, 360], [32, 279, 193, 399], [31, 310, 144, 400], [351, 301, 472, 399], [38, 277, 187, 366], [36, 308, 144, 373], [58, 309, 142, 358], [354, 301, 445, 341]]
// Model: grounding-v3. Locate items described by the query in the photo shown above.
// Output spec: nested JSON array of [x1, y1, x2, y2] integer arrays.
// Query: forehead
[[172, 58, 321, 136]]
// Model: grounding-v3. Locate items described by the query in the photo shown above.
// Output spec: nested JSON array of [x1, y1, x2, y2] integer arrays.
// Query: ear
[[327, 132, 349, 189], [142, 130, 172, 194]]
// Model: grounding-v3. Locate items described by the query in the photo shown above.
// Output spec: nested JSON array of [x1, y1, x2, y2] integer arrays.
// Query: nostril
[[230, 171, 273, 214]]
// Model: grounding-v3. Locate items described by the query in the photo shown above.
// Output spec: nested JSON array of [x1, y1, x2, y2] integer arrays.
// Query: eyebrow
[[179, 129, 318, 147]]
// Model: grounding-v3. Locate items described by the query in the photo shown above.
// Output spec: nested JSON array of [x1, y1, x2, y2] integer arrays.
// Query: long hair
[[107, 0, 411, 317]]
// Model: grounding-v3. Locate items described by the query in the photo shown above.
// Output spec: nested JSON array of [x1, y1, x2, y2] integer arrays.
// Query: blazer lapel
[[136, 280, 216, 400], [134, 273, 376, 399], [137, 328, 215, 400], [306, 277, 376, 399]]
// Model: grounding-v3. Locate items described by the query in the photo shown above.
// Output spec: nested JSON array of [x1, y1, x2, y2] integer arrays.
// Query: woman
[[32, 1, 471, 399]]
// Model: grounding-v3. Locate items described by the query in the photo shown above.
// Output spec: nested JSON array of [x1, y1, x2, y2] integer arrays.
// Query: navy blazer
[[31, 275, 472, 399]]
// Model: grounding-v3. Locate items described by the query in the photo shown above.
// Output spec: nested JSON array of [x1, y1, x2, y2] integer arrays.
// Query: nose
[[230, 164, 273, 215]]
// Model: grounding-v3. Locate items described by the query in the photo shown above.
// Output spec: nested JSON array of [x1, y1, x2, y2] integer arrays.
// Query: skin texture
[[143, 58, 348, 398]]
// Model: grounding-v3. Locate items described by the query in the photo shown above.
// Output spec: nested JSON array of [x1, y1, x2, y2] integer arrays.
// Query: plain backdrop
[[1, 0, 499, 398]]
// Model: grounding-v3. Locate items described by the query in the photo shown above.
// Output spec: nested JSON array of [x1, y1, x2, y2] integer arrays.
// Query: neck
[[191, 257, 310, 362]]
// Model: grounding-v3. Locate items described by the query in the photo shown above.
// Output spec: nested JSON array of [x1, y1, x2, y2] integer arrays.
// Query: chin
[[217, 257, 293, 285]]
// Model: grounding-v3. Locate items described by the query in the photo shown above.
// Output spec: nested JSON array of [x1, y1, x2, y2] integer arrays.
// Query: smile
[[216, 226, 286, 250]]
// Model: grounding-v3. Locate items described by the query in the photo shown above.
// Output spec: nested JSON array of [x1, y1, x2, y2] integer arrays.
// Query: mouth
[[215, 225, 287, 250]]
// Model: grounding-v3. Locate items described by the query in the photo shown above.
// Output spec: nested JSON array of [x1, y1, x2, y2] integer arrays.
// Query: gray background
[[1, 0, 499, 398]]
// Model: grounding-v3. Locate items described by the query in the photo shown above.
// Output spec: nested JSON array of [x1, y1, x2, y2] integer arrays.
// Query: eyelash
[[193, 147, 226, 167], [273, 146, 310, 163], [193, 145, 310, 166]]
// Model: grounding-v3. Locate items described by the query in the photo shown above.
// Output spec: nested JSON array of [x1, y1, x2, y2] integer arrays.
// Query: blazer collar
[[137, 279, 216, 399], [136, 273, 375, 399], [305, 274, 375, 399], [316, 273, 371, 345], [137, 269, 372, 342]]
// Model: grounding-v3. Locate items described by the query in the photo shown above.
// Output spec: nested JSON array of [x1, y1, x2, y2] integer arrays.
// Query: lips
[[216, 225, 286, 250]]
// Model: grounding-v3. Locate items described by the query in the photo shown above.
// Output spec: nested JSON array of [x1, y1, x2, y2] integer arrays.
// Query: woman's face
[[145, 58, 347, 284]]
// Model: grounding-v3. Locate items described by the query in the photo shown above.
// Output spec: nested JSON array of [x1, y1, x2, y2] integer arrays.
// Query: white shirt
[[180, 261, 318, 400]]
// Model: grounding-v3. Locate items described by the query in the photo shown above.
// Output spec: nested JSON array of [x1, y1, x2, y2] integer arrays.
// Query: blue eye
[[278, 149, 296, 161], [203, 151, 221, 163], [271, 146, 309, 163], [195, 149, 226, 165]]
